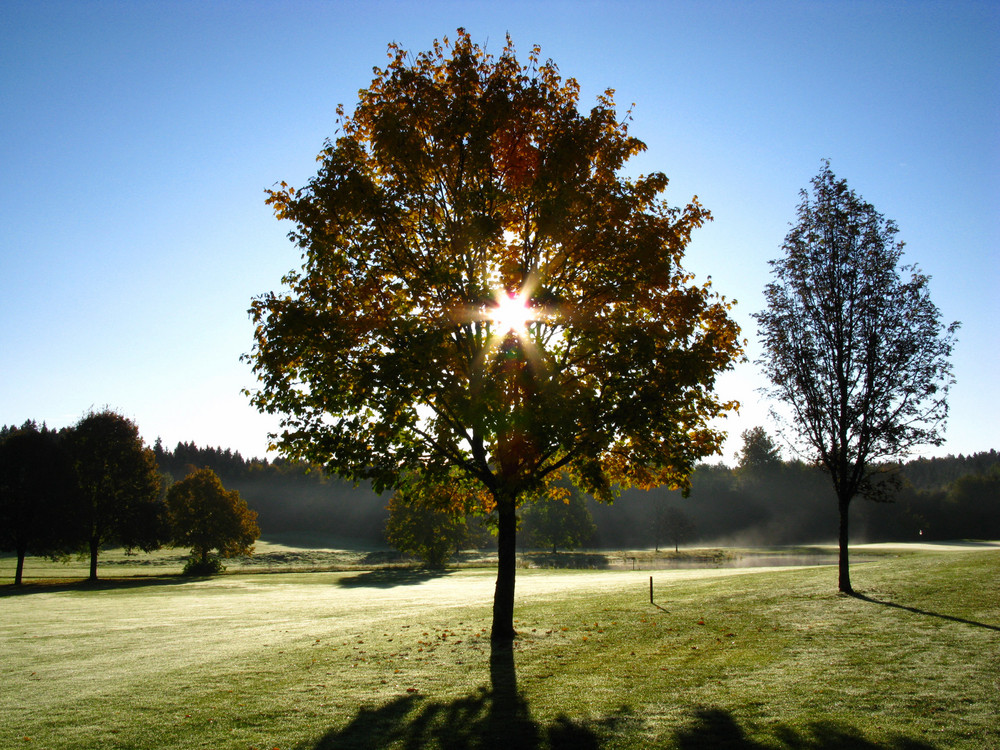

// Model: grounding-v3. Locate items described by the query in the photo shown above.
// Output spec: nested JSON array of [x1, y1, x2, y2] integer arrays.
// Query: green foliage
[[181, 555, 226, 577], [520, 488, 596, 553], [249, 28, 741, 501], [167, 467, 260, 568], [155, 440, 251, 481], [735, 426, 782, 474], [150, 435, 999, 547], [902, 450, 1000, 492], [246, 29, 742, 639], [385, 474, 490, 567], [755, 162, 958, 591], [65, 410, 167, 580]]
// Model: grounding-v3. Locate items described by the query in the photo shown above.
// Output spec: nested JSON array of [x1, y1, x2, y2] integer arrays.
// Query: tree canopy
[[736, 427, 782, 474], [167, 467, 259, 573], [384, 473, 489, 568], [247, 30, 743, 639], [521, 486, 596, 553], [66, 410, 167, 581], [754, 162, 958, 593]]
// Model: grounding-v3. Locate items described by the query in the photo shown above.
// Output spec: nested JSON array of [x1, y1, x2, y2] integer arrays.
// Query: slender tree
[[66, 410, 167, 581], [652, 503, 696, 553], [755, 162, 958, 593], [247, 30, 743, 640], [167, 467, 259, 574]]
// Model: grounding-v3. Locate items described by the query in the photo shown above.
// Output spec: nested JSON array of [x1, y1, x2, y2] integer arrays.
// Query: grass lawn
[[1, 546, 997, 749]]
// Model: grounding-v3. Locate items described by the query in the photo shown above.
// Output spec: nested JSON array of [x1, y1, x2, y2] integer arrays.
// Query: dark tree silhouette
[[755, 163, 958, 593], [66, 410, 167, 581], [0, 423, 77, 584], [653, 504, 696, 552], [246, 31, 743, 640], [736, 427, 782, 473]]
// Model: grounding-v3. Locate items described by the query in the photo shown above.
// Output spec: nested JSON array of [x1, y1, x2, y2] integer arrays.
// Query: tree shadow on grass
[[675, 708, 938, 749], [0, 575, 193, 597], [851, 591, 1000, 632], [336, 567, 457, 589], [301, 646, 938, 749], [303, 641, 629, 749]]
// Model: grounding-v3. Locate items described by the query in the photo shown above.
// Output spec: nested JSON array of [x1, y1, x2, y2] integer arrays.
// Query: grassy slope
[[1, 550, 997, 749]]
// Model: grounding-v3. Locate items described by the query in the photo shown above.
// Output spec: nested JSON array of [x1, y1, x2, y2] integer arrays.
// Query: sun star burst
[[491, 291, 533, 333]]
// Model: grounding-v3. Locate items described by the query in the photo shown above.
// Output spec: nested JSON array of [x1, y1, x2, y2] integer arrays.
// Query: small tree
[[385, 473, 490, 567], [520, 488, 596, 553], [247, 30, 743, 641], [755, 162, 958, 593], [66, 410, 167, 581], [167, 467, 259, 575], [652, 504, 696, 553], [0, 423, 77, 584], [736, 427, 782, 474]]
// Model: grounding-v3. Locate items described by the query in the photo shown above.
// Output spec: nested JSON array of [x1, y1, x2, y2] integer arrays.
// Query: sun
[[490, 291, 533, 333]]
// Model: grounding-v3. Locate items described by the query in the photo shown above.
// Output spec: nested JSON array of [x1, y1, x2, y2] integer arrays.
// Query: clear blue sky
[[2, 0, 997, 463]]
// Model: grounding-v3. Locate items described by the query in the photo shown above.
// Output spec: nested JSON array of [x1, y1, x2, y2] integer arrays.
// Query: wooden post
[[649, 576, 653, 604]]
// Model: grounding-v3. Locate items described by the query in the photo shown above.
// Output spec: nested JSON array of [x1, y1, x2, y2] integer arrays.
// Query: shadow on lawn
[[336, 567, 456, 588], [673, 708, 938, 749], [305, 642, 627, 749], [852, 591, 1000, 632], [302, 644, 938, 750], [0, 575, 190, 597]]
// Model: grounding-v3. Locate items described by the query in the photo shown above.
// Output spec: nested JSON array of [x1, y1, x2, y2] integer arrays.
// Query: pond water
[[614, 553, 870, 571]]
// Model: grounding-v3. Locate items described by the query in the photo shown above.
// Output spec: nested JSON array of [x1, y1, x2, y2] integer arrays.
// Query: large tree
[[754, 162, 958, 593], [167, 467, 259, 573], [0, 423, 77, 584], [66, 410, 167, 581], [247, 30, 743, 640]]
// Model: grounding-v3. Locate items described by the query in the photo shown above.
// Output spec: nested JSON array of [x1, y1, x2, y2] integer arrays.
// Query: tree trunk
[[89, 536, 100, 582], [492, 495, 517, 642], [838, 496, 853, 594], [15, 546, 26, 585]]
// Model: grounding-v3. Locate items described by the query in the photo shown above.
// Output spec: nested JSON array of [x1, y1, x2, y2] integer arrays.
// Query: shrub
[[181, 556, 226, 577]]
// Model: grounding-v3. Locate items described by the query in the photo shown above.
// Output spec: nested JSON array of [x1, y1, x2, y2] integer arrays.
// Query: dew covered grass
[[1, 547, 997, 749]]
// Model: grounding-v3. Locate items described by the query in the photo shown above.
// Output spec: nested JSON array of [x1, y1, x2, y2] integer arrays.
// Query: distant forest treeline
[[153, 439, 1000, 549]]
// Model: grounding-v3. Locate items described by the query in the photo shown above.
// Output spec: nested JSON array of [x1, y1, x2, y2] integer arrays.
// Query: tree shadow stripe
[[852, 591, 1000, 632]]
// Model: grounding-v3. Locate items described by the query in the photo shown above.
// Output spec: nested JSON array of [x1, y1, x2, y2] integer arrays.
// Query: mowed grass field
[[2, 546, 998, 749]]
